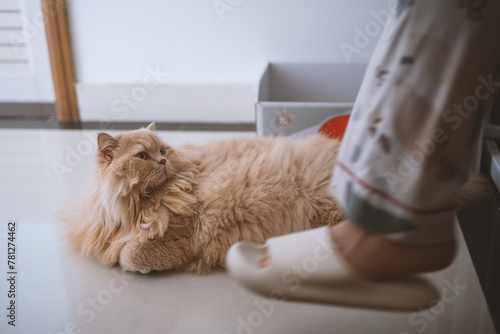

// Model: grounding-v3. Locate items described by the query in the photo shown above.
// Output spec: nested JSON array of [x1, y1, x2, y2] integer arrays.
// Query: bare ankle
[[330, 220, 456, 280]]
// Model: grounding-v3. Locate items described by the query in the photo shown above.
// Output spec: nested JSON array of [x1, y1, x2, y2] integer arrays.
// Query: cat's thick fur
[[62, 123, 344, 274]]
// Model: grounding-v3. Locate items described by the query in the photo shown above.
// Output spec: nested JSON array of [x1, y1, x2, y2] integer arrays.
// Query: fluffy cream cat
[[62, 123, 343, 274]]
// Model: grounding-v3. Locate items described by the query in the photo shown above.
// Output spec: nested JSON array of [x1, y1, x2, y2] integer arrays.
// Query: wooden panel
[[41, 0, 79, 121]]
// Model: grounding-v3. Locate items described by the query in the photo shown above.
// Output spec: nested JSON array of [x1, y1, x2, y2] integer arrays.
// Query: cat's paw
[[119, 239, 153, 274], [118, 224, 195, 273]]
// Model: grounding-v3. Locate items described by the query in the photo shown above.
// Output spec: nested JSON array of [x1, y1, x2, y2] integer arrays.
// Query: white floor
[[0, 129, 496, 334]]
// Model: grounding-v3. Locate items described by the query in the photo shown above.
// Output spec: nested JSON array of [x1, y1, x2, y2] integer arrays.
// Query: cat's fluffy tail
[[457, 172, 490, 208]]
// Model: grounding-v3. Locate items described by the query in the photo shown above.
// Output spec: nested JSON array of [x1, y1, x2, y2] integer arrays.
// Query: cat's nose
[[158, 158, 166, 166]]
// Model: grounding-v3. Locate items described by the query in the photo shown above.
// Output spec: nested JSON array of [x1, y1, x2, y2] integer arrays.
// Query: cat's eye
[[160, 148, 167, 155], [136, 152, 148, 160]]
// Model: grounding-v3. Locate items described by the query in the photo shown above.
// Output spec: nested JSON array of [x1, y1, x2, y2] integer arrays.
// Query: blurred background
[[0, 0, 389, 124]]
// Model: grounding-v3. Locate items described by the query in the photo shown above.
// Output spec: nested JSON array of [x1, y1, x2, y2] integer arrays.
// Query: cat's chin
[[151, 167, 169, 181], [159, 168, 170, 182], [151, 170, 169, 185]]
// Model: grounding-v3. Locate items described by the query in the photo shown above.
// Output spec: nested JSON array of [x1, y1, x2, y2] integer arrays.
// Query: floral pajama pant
[[329, 0, 500, 245]]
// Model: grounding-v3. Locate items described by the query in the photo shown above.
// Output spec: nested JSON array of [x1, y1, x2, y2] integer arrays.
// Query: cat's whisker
[[141, 175, 153, 196]]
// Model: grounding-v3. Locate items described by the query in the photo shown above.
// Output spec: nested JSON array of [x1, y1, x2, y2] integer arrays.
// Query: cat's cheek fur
[[119, 160, 151, 189]]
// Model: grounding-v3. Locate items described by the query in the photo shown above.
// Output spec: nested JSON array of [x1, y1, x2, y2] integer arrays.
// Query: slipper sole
[[226, 226, 440, 311]]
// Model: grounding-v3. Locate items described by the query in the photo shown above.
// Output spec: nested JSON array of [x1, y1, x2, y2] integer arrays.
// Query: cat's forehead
[[118, 130, 165, 151]]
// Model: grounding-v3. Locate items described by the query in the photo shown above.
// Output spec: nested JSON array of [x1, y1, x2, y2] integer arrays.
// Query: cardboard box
[[256, 63, 367, 139]]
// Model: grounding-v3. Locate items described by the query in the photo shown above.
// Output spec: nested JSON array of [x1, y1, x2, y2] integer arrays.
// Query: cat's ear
[[146, 122, 155, 131], [97, 133, 118, 160]]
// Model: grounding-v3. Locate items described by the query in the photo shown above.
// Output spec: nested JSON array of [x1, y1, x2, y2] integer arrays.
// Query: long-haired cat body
[[62, 123, 343, 274]]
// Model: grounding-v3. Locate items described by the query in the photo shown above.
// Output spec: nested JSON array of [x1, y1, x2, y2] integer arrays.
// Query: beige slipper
[[225, 226, 440, 311]]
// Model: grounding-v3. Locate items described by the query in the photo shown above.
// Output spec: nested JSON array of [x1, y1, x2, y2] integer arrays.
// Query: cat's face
[[97, 123, 176, 192]]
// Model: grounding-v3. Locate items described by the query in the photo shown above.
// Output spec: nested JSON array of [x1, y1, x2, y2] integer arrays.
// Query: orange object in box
[[318, 114, 350, 140]]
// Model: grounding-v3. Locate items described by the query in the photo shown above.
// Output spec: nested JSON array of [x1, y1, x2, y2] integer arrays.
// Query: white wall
[[67, 0, 393, 122]]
